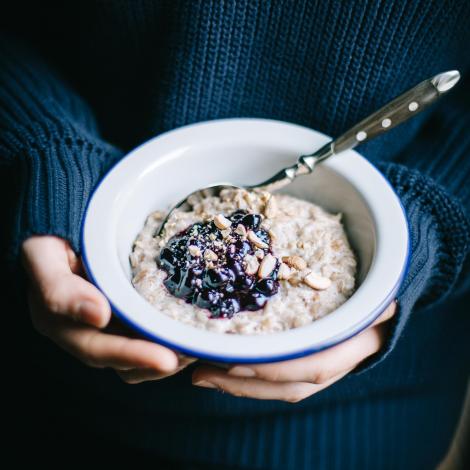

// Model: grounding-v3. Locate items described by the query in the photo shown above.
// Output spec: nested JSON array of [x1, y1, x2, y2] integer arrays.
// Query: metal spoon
[[158, 70, 460, 235]]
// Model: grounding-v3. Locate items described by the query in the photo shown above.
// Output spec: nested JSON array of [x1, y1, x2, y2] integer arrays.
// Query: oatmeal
[[130, 189, 357, 334]]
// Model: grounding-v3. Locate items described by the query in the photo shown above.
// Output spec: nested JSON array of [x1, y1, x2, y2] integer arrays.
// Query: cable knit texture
[[1, 1, 470, 469]]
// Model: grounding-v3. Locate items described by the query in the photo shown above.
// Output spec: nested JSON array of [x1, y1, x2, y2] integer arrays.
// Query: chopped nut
[[288, 274, 302, 286], [261, 316, 274, 329], [221, 228, 231, 238], [129, 252, 139, 268], [264, 197, 278, 218], [235, 224, 247, 237], [247, 230, 269, 249], [258, 191, 271, 203], [303, 272, 332, 290], [255, 249, 265, 259], [243, 191, 255, 207], [277, 263, 292, 280], [133, 269, 148, 284], [188, 245, 202, 257], [258, 254, 277, 279], [282, 255, 307, 271], [209, 233, 217, 241], [331, 240, 342, 251], [244, 254, 260, 275], [214, 214, 232, 230], [268, 229, 277, 241], [204, 249, 218, 261]]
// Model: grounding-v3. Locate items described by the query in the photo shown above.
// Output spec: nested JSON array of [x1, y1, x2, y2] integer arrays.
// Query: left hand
[[192, 302, 397, 402], [22, 236, 196, 384]]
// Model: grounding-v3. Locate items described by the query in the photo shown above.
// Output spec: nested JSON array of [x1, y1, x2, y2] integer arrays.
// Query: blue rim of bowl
[[80, 119, 411, 364]]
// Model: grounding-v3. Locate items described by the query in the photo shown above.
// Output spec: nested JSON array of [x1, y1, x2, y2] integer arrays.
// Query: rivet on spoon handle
[[325, 70, 460, 155]]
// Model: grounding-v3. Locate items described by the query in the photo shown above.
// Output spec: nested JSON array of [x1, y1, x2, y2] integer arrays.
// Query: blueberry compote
[[157, 210, 279, 318]]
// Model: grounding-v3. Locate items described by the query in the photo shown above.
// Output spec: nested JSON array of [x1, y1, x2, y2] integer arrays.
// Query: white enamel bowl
[[81, 119, 409, 363]]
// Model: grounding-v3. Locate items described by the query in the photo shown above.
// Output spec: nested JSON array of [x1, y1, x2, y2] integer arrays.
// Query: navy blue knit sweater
[[1, 1, 470, 468]]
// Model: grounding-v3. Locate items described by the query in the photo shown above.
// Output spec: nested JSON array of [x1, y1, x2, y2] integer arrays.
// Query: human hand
[[192, 302, 397, 402], [23, 236, 193, 384]]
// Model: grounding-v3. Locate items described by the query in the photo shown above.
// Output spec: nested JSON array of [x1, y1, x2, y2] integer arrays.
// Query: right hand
[[22, 235, 193, 383]]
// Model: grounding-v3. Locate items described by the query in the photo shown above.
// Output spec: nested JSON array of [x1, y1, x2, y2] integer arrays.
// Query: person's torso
[[13, 0, 470, 157]]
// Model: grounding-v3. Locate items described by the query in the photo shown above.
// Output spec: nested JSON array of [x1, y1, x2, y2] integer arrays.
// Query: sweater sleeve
[[356, 81, 470, 372], [0, 36, 123, 259]]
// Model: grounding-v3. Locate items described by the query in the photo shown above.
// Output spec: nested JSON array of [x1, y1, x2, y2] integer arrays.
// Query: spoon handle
[[252, 71, 460, 192], [299, 70, 460, 171], [333, 70, 460, 153]]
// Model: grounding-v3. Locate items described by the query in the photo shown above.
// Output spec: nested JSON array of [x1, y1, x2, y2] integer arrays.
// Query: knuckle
[[311, 370, 333, 384], [81, 355, 102, 368], [285, 384, 315, 403], [286, 393, 307, 403], [84, 358, 105, 369], [78, 332, 104, 368], [231, 389, 249, 399], [123, 377, 139, 385], [261, 367, 282, 382], [41, 284, 64, 313], [117, 372, 137, 384]]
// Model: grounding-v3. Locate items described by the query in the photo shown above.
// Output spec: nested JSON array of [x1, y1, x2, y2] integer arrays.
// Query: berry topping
[[157, 210, 279, 318], [240, 213, 262, 230]]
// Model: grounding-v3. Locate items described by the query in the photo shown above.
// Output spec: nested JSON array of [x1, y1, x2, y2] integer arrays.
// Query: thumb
[[22, 236, 111, 328]]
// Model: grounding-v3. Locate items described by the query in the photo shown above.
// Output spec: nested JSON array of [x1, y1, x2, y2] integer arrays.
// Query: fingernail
[[193, 380, 217, 389], [229, 366, 256, 377]]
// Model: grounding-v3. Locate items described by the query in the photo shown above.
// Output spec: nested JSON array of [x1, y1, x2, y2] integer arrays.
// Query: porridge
[[130, 189, 357, 334]]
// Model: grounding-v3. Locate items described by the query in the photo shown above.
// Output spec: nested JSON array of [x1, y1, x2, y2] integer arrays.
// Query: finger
[[371, 301, 397, 327], [48, 318, 178, 371], [227, 302, 397, 384], [193, 366, 351, 402], [22, 236, 71, 279], [116, 368, 173, 384], [23, 236, 111, 328], [117, 365, 187, 384], [66, 244, 83, 275], [176, 353, 198, 368], [228, 324, 385, 383], [43, 273, 110, 328]]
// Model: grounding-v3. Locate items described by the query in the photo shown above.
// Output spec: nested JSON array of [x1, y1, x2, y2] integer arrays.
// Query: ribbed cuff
[[356, 162, 470, 373], [9, 128, 122, 259], [0, 36, 124, 260]]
